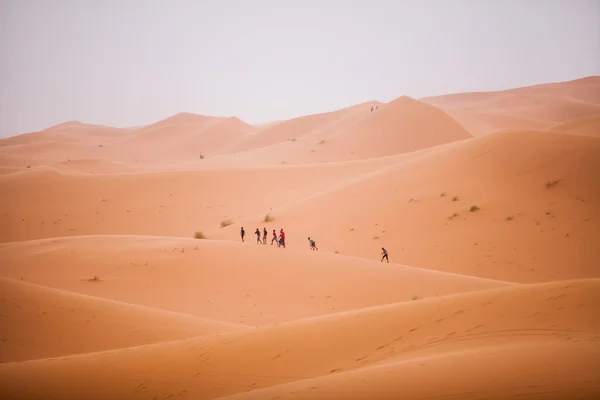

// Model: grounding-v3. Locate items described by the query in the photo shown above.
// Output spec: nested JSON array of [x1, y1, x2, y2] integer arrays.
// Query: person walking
[[279, 228, 286, 248], [381, 247, 389, 263], [240, 227, 245, 242], [255, 228, 261, 244], [271, 229, 278, 245], [308, 237, 318, 251], [263, 227, 267, 244]]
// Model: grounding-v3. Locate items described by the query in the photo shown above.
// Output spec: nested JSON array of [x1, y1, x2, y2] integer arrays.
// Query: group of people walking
[[240, 227, 286, 248], [239, 226, 389, 262]]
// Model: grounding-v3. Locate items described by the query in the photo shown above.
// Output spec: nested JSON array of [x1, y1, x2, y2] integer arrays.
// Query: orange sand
[[1, 76, 599, 399], [422, 76, 600, 135]]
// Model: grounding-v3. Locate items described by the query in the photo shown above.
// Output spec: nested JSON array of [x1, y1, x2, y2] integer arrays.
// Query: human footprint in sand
[[308, 237, 318, 251], [381, 247, 389, 263]]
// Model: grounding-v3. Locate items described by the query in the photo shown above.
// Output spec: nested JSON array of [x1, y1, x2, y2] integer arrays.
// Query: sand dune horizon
[[1, 75, 599, 399]]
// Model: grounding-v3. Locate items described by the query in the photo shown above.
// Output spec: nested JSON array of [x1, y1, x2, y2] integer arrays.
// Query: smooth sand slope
[[1, 279, 597, 400], [3, 130, 598, 283], [0, 121, 129, 147], [0, 277, 246, 363], [217, 342, 600, 400], [121, 113, 256, 162], [217, 96, 472, 165], [422, 76, 600, 135], [211, 130, 600, 283], [321, 96, 472, 159], [0, 236, 508, 326], [550, 113, 600, 137], [226, 102, 380, 153], [0, 122, 135, 168], [435, 108, 551, 136], [0, 158, 403, 243], [0, 113, 255, 169]]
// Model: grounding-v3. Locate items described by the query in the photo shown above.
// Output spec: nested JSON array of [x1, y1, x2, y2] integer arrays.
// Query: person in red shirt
[[279, 228, 286, 248], [271, 229, 278, 245]]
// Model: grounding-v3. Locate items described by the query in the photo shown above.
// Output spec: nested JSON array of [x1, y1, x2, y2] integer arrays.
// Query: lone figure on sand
[[255, 228, 261, 244], [240, 227, 245, 242], [381, 247, 389, 263], [308, 237, 318, 251]]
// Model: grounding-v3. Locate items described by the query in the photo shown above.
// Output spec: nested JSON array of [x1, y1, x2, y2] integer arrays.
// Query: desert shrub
[[469, 205, 480, 212], [264, 213, 274, 222], [220, 219, 233, 228], [194, 231, 206, 239]]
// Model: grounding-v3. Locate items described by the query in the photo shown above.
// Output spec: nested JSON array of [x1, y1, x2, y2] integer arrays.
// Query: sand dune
[[319, 96, 472, 159], [51, 158, 142, 174], [422, 76, 600, 110], [2, 76, 599, 399], [227, 102, 380, 153], [0, 121, 129, 147], [0, 277, 246, 363], [422, 76, 600, 135], [0, 137, 131, 169], [0, 236, 508, 326], [1, 279, 597, 399], [0, 121, 134, 168], [123, 113, 256, 161], [189, 97, 471, 167], [210, 130, 600, 283], [441, 108, 551, 136], [226, 97, 472, 165], [469, 93, 600, 124], [0, 153, 412, 243], [550, 113, 600, 137], [3, 129, 598, 282], [0, 113, 256, 168], [217, 342, 600, 400]]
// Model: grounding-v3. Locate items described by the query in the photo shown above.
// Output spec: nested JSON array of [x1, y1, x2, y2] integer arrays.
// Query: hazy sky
[[1, 0, 599, 137]]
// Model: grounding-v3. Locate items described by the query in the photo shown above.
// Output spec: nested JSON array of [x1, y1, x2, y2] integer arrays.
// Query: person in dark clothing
[[255, 228, 261, 244], [271, 229, 278, 245], [263, 228, 267, 244], [381, 247, 389, 263], [308, 237, 318, 251], [240, 227, 245, 242]]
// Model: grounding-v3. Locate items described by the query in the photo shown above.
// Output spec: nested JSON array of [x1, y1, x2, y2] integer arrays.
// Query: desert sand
[[1, 76, 599, 399]]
